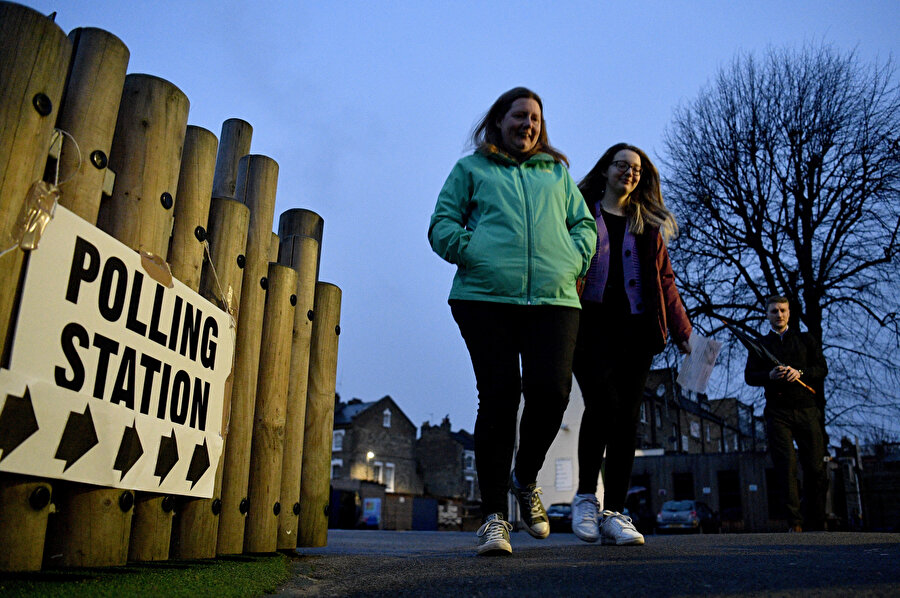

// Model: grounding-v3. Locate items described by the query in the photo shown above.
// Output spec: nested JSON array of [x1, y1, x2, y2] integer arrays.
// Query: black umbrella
[[717, 317, 815, 395]]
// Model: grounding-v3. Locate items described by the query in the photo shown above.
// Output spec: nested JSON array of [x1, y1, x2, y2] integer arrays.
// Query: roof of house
[[333, 395, 416, 429], [334, 399, 376, 425], [451, 430, 475, 450]]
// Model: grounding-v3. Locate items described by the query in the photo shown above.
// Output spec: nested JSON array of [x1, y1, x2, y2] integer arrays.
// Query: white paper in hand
[[676, 334, 722, 393]]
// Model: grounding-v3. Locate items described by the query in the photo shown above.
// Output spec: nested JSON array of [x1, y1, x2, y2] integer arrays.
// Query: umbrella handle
[[796, 378, 816, 395]]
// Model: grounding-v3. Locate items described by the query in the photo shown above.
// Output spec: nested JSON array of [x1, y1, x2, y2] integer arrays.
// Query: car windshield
[[663, 501, 694, 511]]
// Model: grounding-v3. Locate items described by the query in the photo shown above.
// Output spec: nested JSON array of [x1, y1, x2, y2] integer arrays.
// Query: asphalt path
[[273, 529, 900, 597]]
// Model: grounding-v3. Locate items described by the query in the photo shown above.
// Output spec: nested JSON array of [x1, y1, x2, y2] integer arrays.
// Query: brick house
[[637, 369, 766, 455], [331, 395, 422, 495], [417, 416, 478, 502]]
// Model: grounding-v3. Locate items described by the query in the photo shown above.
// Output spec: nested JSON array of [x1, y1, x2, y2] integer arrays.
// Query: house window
[[464, 450, 475, 472], [372, 461, 383, 484], [332, 430, 344, 451], [681, 435, 689, 452], [384, 463, 395, 492], [331, 459, 342, 479], [733, 435, 739, 451], [690, 421, 701, 439], [465, 476, 475, 500], [383, 409, 392, 428], [640, 403, 647, 423], [655, 406, 662, 428], [705, 424, 711, 442]]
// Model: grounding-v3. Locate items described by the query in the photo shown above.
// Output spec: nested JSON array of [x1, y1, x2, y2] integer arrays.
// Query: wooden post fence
[[166, 125, 219, 559], [211, 119, 252, 200], [55, 27, 129, 224], [51, 73, 190, 567], [298, 282, 341, 548], [0, 2, 71, 572], [0, 6, 344, 570], [217, 155, 279, 554], [244, 262, 296, 552], [275, 210, 322, 549], [174, 196, 250, 559]]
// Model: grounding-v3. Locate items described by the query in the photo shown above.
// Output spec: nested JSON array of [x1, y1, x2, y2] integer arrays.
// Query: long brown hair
[[579, 142, 677, 240], [470, 87, 568, 166]]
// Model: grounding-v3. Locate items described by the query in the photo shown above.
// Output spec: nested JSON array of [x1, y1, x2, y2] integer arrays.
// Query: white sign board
[[677, 333, 722, 393], [0, 206, 233, 497]]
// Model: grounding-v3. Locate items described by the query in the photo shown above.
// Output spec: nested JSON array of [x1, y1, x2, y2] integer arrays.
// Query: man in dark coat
[[745, 295, 828, 532]]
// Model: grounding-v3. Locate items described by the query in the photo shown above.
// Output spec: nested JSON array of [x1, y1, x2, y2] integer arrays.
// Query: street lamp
[[366, 451, 374, 481]]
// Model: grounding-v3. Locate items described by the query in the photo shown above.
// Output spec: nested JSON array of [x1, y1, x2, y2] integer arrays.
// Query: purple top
[[581, 204, 645, 314]]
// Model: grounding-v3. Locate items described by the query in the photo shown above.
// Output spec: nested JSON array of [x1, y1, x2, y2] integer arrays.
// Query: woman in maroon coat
[[570, 143, 692, 546]]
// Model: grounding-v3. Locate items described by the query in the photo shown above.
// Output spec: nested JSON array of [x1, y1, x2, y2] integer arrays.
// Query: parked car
[[656, 500, 721, 534], [547, 502, 573, 533]]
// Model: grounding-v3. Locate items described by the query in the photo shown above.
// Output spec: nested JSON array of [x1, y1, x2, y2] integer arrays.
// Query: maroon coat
[[639, 227, 691, 354]]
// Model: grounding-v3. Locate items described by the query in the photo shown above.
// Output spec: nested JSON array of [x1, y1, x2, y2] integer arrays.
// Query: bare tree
[[662, 45, 900, 441]]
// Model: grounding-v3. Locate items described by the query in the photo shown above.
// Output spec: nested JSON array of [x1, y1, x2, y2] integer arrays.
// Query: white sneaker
[[571, 493, 599, 543], [476, 513, 513, 555], [599, 510, 644, 546]]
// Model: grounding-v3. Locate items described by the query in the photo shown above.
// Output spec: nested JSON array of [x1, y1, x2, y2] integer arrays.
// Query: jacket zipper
[[518, 164, 534, 304]]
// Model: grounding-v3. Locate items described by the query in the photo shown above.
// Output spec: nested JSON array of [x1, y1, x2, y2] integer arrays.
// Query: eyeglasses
[[611, 160, 642, 176]]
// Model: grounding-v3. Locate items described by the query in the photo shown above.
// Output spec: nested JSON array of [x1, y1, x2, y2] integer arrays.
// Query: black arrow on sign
[[113, 420, 143, 481], [55, 404, 99, 472], [186, 438, 210, 489], [155, 429, 178, 484], [0, 387, 39, 462]]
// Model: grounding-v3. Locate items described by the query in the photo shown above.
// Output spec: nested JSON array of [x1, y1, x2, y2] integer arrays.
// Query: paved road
[[273, 529, 900, 597]]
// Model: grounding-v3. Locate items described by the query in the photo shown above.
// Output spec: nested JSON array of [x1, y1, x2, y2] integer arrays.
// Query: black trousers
[[451, 300, 579, 518], [572, 301, 653, 513], [765, 405, 827, 529]]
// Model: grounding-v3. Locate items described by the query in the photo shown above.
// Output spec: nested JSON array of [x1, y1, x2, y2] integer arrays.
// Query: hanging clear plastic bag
[[10, 180, 59, 251]]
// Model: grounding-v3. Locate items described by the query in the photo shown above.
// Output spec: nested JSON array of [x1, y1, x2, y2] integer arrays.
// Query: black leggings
[[572, 301, 652, 513], [451, 300, 579, 518]]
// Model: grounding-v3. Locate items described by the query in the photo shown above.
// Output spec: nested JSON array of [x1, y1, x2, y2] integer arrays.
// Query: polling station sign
[[0, 206, 233, 497]]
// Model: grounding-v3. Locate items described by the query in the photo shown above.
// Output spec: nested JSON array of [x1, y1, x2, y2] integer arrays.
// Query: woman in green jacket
[[428, 87, 596, 556]]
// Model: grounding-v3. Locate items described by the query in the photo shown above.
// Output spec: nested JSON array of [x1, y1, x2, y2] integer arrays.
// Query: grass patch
[[0, 553, 292, 598]]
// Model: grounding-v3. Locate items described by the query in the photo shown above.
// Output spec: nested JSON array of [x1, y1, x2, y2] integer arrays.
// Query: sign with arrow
[[0, 206, 233, 497]]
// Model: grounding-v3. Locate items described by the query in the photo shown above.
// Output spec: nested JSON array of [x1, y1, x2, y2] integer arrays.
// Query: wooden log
[[268, 231, 280, 263], [165, 126, 218, 559], [217, 155, 279, 554], [0, 476, 53, 572], [211, 119, 252, 199], [77, 73, 188, 564], [45, 483, 134, 568], [200, 197, 250, 319], [168, 125, 217, 291], [172, 197, 249, 560], [277, 208, 324, 281], [276, 233, 319, 549], [244, 263, 296, 553], [128, 494, 176, 562], [297, 282, 341, 548], [0, 1, 71, 363], [96, 73, 189, 258], [0, 2, 71, 572], [55, 27, 129, 224]]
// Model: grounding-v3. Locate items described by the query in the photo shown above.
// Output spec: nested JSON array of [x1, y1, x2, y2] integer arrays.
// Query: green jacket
[[429, 150, 597, 308]]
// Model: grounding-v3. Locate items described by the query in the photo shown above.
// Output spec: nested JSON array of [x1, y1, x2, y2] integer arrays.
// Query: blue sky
[[23, 0, 899, 434]]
